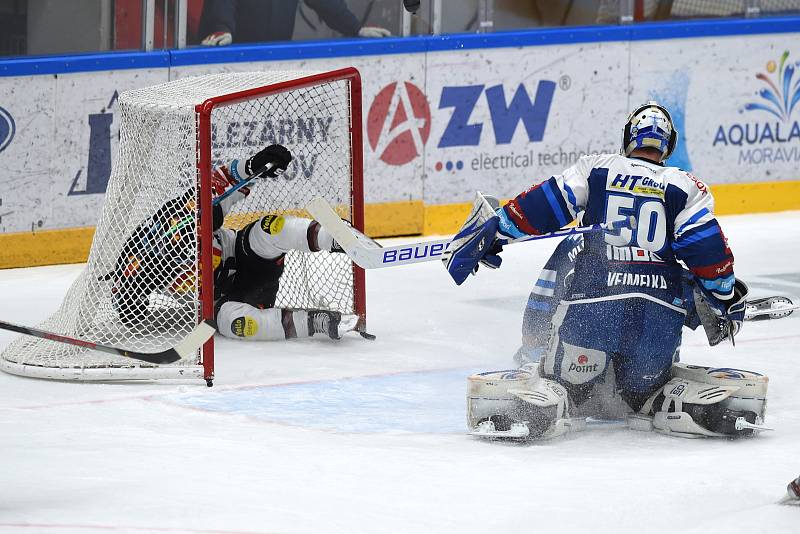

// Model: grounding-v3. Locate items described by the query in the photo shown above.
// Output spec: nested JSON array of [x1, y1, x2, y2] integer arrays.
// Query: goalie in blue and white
[[450, 101, 770, 440]]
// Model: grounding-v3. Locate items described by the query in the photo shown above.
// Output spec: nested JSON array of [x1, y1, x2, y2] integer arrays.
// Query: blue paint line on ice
[[168, 368, 481, 434]]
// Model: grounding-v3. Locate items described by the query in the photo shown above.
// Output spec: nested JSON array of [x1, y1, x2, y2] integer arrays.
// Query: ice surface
[[1, 211, 799, 533]]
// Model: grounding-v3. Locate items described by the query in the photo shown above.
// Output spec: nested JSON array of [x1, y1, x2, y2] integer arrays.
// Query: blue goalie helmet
[[621, 101, 678, 162]]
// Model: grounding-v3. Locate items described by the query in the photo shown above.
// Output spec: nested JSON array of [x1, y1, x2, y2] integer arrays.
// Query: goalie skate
[[467, 369, 585, 441], [745, 296, 795, 320], [636, 363, 772, 438], [470, 413, 586, 440], [470, 416, 531, 439]]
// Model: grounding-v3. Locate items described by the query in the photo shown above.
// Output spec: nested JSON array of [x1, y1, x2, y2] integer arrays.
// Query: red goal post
[[196, 68, 366, 384]]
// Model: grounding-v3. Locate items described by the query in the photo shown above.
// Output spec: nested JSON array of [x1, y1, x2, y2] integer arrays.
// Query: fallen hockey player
[[445, 101, 771, 439], [109, 144, 359, 341]]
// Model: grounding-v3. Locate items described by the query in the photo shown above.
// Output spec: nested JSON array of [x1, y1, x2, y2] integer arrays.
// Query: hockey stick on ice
[[0, 319, 216, 364], [307, 197, 635, 269]]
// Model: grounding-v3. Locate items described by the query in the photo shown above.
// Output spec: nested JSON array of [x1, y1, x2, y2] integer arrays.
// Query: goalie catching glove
[[693, 278, 749, 346], [443, 193, 511, 285]]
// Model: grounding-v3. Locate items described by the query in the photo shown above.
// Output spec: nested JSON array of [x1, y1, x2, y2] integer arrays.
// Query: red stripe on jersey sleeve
[[690, 257, 734, 280]]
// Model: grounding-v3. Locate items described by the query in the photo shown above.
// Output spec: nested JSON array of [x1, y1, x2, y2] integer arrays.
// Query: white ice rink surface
[[1, 211, 799, 534]]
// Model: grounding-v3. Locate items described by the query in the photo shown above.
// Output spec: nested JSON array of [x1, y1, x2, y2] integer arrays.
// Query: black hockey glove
[[246, 144, 292, 178], [694, 278, 749, 346]]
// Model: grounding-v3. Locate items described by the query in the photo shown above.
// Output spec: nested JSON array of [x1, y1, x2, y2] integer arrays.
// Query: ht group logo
[[367, 78, 560, 171], [0, 105, 15, 153], [713, 50, 800, 165]]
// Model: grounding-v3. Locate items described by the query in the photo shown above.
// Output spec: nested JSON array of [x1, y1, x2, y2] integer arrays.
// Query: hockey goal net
[[0, 68, 365, 384]]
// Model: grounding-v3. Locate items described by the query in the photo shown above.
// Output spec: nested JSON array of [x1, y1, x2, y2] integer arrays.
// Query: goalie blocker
[[442, 193, 635, 285]]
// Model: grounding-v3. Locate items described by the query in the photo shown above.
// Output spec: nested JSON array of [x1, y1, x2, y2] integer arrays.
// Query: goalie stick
[[0, 319, 216, 364], [306, 197, 635, 269]]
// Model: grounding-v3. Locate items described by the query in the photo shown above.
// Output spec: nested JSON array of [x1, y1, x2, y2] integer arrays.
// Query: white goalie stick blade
[[307, 198, 635, 270], [306, 197, 449, 269]]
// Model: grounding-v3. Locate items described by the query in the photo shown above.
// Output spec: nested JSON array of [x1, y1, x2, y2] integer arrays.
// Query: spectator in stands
[[199, 0, 391, 46]]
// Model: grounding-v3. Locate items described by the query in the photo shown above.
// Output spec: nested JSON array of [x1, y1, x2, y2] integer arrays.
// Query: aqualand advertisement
[[0, 27, 799, 267]]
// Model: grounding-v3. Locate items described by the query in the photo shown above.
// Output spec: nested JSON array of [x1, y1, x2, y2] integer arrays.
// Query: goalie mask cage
[[0, 68, 365, 384]]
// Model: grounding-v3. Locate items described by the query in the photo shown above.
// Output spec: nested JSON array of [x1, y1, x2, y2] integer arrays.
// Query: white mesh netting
[[0, 71, 360, 381]]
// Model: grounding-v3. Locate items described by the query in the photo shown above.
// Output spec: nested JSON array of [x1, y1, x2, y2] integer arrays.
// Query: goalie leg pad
[[467, 369, 578, 440], [636, 363, 769, 438]]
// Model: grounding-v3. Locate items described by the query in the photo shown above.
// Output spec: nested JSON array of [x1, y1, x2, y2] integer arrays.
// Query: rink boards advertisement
[[1, 20, 799, 266]]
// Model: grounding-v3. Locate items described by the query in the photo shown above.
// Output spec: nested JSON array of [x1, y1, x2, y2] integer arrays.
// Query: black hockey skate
[[661, 397, 767, 437], [745, 296, 795, 321], [330, 238, 346, 254], [308, 310, 343, 339]]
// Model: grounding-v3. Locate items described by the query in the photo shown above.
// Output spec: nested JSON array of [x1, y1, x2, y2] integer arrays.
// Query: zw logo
[[437, 81, 555, 148], [383, 242, 448, 264], [0, 105, 16, 153], [367, 79, 557, 166]]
